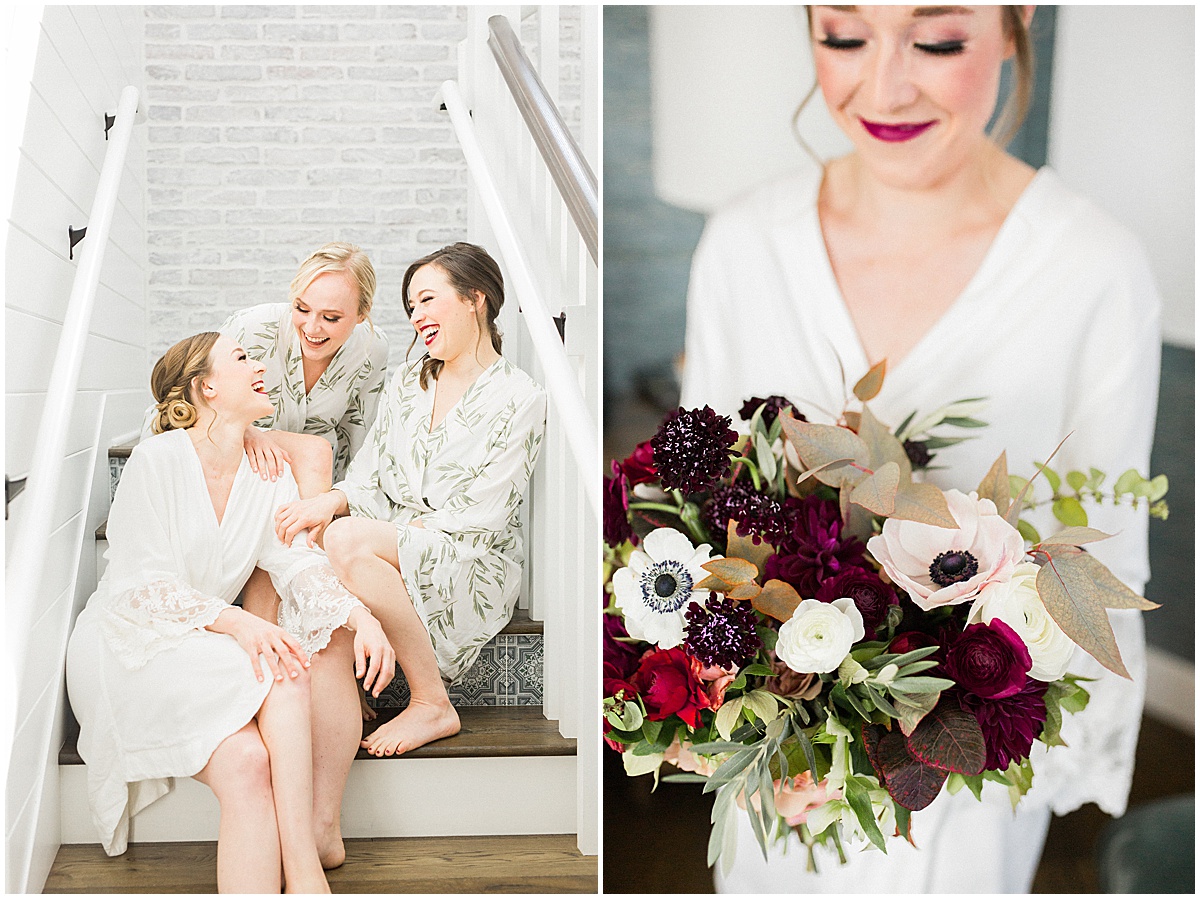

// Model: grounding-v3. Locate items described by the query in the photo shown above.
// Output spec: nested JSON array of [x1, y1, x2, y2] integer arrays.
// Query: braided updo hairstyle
[[150, 331, 220, 434]]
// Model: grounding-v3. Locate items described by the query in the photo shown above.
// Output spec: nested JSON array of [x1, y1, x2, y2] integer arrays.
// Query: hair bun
[[158, 397, 197, 432]]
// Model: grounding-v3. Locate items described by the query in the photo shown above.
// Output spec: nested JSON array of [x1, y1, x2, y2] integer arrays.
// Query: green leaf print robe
[[335, 357, 547, 682], [222, 303, 390, 480]]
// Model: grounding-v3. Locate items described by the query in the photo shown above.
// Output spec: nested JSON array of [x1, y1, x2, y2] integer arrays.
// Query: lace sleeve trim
[[278, 563, 364, 657], [99, 578, 230, 670]]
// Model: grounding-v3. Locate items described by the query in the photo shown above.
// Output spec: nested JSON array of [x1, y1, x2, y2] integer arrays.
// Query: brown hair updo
[[401, 242, 505, 389], [150, 331, 220, 433]]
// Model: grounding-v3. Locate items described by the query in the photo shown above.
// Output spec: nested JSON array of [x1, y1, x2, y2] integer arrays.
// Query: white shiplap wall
[[4, 7, 147, 893]]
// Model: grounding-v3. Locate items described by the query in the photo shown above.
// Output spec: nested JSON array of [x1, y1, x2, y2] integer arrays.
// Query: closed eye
[[915, 40, 965, 56], [818, 35, 865, 51]]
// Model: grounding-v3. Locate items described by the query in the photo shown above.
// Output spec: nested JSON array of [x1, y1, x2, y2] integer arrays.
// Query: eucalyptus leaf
[[850, 461, 901, 516], [977, 452, 1010, 517], [857, 404, 912, 481], [891, 480, 958, 528], [1066, 470, 1088, 493], [1052, 496, 1088, 527], [1036, 547, 1130, 679], [888, 676, 956, 694], [779, 414, 871, 490], [1017, 519, 1041, 545], [1038, 526, 1114, 546], [853, 359, 887, 402], [1034, 462, 1062, 494]]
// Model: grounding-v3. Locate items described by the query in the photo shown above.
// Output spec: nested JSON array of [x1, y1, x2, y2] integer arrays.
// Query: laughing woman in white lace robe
[[275, 243, 546, 759], [67, 332, 395, 892]]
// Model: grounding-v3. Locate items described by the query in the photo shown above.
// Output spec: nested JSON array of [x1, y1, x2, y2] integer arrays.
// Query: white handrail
[[440, 78, 600, 519], [5, 85, 139, 655]]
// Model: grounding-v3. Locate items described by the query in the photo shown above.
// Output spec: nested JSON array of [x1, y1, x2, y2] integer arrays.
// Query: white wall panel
[[5, 227, 76, 322], [4, 396, 102, 490], [31, 26, 108, 173], [9, 158, 87, 263]]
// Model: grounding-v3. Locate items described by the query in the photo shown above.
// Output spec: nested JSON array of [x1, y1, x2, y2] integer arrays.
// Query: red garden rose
[[621, 439, 659, 485], [631, 646, 713, 728], [943, 620, 1031, 700]]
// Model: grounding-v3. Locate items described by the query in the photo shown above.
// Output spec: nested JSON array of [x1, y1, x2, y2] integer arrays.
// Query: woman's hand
[[244, 427, 291, 482], [275, 491, 343, 547], [347, 606, 397, 698], [208, 606, 310, 683]]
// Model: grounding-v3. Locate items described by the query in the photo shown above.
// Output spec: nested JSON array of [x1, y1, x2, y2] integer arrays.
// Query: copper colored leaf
[[853, 360, 888, 402], [905, 702, 986, 775], [701, 557, 759, 587], [726, 521, 776, 580], [863, 724, 948, 812], [779, 413, 870, 490], [857, 404, 911, 480], [891, 481, 958, 528], [752, 579, 803, 623], [850, 461, 901, 516], [726, 582, 763, 601], [894, 690, 940, 737], [1036, 546, 1132, 679], [1044, 545, 1159, 611], [977, 452, 1010, 517], [1038, 527, 1114, 547]]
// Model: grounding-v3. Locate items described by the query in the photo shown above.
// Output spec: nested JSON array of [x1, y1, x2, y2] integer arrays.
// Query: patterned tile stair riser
[[108, 447, 545, 708]]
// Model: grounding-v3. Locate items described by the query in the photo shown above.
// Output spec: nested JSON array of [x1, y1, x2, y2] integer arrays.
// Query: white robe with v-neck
[[336, 357, 547, 682], [66, 428, 363, 856], [681, 166, 1161, 892]]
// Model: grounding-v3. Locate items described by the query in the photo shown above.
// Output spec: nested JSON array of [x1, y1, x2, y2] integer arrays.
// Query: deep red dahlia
[[958, 677, 1049, 771], [764, 496, 866, 597]]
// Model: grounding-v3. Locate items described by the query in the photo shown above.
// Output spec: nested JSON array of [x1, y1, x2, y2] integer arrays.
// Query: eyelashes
[[818, 35, 967, 57]]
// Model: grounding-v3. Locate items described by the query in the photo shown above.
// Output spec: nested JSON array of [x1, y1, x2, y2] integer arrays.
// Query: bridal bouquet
[[602, 363, 1167, 871]]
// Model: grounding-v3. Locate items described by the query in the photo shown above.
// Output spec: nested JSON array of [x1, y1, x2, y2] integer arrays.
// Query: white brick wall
[[142, 5, 581, 371]]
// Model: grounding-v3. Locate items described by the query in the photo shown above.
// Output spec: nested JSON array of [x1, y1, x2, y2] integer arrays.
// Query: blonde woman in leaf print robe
[[276, 243, 547, 757], [218, 243, 389, 625]]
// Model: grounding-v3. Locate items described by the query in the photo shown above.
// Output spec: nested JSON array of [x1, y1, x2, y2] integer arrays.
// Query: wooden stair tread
[[60, 705, 571, 766], [107, 444, 134, 459], [45, 834, 596, 893]]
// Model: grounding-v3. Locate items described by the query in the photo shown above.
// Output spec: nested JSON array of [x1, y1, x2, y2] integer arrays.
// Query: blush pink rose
[[663, 738, 720, 777], [696, 663, 738, 711], [866, 489, 1025, 611], [737, 770, 839, 826]]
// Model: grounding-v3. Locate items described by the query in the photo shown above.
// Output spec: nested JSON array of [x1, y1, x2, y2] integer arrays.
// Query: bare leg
[[308, 627, 361, 869], [242, 566, 281, 623], [254, 664, 330, 893], [194, 721, 282, 893], [324, 517, 460, 757]]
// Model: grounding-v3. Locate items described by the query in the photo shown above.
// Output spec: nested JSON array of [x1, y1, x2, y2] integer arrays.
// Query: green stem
[[733, 452, 762, 492], [629, 500, 685, 516]]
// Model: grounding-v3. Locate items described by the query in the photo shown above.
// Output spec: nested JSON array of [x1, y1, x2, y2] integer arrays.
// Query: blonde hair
[[290, 242, 378, 323], [150, 332, 220, 433]]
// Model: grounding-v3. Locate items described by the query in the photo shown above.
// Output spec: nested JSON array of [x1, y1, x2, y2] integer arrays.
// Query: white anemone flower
[[612, 527, 716, 649]]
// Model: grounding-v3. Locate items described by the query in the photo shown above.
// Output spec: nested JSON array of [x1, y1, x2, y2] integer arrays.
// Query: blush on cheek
[[937, 55, 1003, 130]]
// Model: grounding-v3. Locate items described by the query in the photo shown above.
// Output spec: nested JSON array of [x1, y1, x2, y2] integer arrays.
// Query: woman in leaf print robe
[[276, 243, 547, 757], [217, 243, 390, 625]]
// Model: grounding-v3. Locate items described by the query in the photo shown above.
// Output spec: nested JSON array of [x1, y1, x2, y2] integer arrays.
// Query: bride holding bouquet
[[678, 5, 1160, 892]]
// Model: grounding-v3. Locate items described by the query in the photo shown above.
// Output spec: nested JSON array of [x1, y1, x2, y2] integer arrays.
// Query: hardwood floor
[[45, 834, 597, 894]]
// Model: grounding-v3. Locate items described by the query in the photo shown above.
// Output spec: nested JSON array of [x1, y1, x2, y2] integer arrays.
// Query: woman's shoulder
[[222, 302, 289, 331], [706, 165, 824, 233], [1020, 168, 1149, 269], [494, 358, 545, 402], [127, 428, 188, 469]]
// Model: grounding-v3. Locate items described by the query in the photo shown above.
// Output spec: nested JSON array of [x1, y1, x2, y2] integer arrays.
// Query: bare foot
[[360, 699, 460, 757], [358, 683, 377, 722], [317, 822, 346, 870]]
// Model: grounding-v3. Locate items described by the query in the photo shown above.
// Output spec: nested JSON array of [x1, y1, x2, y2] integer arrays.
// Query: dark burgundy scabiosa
[[903, 439, 932, 470], [815, 567, 899, 636], [702, 480, 787, 545], [603, 460, 635, 547], [683, 595, 763, 670], [739, 395, 805, 429], [764, 495, 866, 598], [942, 620, 1031, 700], [621, 439, 659, 485], [651, 406, 738, 495], [958, 677, 1049, 771]]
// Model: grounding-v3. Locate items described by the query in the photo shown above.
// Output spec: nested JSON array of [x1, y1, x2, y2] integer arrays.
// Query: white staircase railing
[[6, 83, 139, 697], [450, 7, 599, 855]]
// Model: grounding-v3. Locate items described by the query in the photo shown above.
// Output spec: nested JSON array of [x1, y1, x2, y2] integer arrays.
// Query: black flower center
[[640, 560, 693, 613], [929, 550, 979, 587]]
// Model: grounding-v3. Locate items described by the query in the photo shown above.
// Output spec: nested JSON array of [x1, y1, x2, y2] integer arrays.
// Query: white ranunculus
[[968, 561, 1076, 681], [776, 598, 865, 674], [611, 527, 715, 649]]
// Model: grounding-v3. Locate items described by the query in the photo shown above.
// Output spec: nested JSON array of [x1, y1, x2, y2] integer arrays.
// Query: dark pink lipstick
[[860, 119, 936, 142]]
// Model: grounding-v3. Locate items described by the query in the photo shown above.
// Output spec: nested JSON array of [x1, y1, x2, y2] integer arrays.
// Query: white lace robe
[[681, 167, 1161, 892], [336, 357, 547, 682], [66, 428, 363, 856]]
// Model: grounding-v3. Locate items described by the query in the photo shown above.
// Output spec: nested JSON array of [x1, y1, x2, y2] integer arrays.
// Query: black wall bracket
[[104, 113, 116, 140], [69, 226, 87, 261]]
